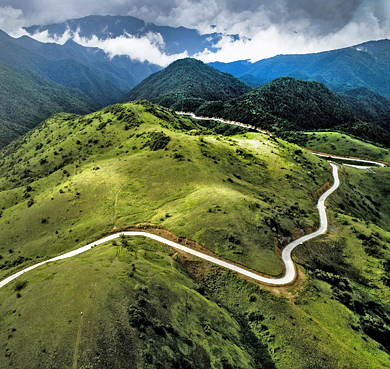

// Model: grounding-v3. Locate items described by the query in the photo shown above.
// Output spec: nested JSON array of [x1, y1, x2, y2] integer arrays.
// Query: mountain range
[[209, 39, 390, 99], [122, 57, 390, 148], [1, 14, 390, 369]]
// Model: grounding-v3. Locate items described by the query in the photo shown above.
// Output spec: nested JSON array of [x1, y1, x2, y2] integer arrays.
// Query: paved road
[[0, 164, 340, 288], [313, 153, 386, 167], [176, 111, 272, 136]]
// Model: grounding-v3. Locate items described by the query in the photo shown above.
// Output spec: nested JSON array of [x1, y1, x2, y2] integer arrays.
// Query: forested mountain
[[0, 61, 96, 148], [120, 58, 252, 111], [24, 15, 239, 56], [0, 29, 162, 106], [339, 87, 390, 132], [209, 39, 390, 99], [195, 77, 390, 147], [0, 32, 122, 107]]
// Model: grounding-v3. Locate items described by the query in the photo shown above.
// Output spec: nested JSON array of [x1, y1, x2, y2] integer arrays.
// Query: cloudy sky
[[0, 0, 389, 66]]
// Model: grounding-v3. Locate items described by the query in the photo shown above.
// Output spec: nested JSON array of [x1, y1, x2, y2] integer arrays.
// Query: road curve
[[313, 153, 386, 167], [0, 164, 340, 288]]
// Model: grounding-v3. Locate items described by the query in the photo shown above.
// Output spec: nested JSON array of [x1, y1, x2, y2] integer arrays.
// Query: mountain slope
[[0, 35, 124, 107], [339, 87, 390, 132], [0, 61, 96, 148], [195, 77, 390, 147], [121, 58, 252, 111]]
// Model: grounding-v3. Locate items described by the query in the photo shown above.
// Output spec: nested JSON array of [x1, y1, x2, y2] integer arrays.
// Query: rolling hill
[[0, 101, 389, 368], [120, 58, 252, 111]]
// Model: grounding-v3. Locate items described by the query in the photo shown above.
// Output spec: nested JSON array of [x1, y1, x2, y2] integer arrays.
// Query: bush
[[147, 131, 170, 151], [14, 280, 27, 291]]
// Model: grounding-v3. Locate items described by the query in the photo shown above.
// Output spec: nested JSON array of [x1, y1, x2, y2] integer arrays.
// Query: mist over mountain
[[24, 15, 240, 58]]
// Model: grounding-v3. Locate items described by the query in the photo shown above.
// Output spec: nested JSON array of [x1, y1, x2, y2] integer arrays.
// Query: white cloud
[[2, 0, 390, 66], [29, 29, 189, 66], [0, 6, 26, 36], [74, 32, 189, 66]]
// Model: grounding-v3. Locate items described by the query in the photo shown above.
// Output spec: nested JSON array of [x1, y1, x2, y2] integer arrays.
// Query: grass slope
[[0, 237, 273, 368], [279, 131, 390, 163], [0, 101, 389, 367]]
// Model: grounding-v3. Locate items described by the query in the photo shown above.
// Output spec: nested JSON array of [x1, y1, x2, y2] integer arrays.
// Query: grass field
[[282, 131, 390, 163]]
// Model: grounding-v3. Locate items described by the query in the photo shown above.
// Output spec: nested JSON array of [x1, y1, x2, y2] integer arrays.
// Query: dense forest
[[121, 58, 252, 111]]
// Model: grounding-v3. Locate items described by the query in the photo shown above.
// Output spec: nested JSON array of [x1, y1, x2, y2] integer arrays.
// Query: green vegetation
[[279, 131, 390, 163], [121, 58, 252, 111], [0, 101, 330, 280], [1, 101, 390, 367], [0, 237, 273, 368], [0, 61, 96, 148], [195, 77, 390, 148]]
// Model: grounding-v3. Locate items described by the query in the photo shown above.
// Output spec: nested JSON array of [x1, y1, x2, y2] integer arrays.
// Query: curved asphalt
[[0, 163, 340, 288]]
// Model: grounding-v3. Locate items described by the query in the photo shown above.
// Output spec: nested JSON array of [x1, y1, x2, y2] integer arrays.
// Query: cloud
[[74, 32, 189, 66], [29, 28, 188, 66], [1, 0, 390, 65], [0, 6, 26, 36]]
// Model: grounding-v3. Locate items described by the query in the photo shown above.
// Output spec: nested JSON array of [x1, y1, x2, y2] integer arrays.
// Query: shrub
[[14, 280, 27, 291]]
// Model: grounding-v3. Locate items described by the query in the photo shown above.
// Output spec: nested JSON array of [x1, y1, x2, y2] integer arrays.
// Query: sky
[[0, 0, 390, 66]]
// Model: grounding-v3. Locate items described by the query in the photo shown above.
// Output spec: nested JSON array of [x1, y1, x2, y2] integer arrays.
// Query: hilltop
[[120, 58, 252, 111]]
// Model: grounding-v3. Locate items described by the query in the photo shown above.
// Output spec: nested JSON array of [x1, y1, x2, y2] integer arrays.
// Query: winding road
[[0, 164, 339, 288], [0, 113, 386, 288]]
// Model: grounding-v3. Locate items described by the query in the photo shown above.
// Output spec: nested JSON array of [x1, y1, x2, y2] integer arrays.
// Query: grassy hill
[[0, 101, 389, 368], [0, 61, 96, 148], [120, 58, 252, 111], [279, 131, 390, 163]]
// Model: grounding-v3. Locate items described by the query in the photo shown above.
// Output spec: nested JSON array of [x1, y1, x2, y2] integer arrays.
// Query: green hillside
[[120, 58, 252, 111], [0, 101, 389, 368], [195, 77, 390, 148], [0, 61, 96, 148], [279, 131, 390, 163]]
